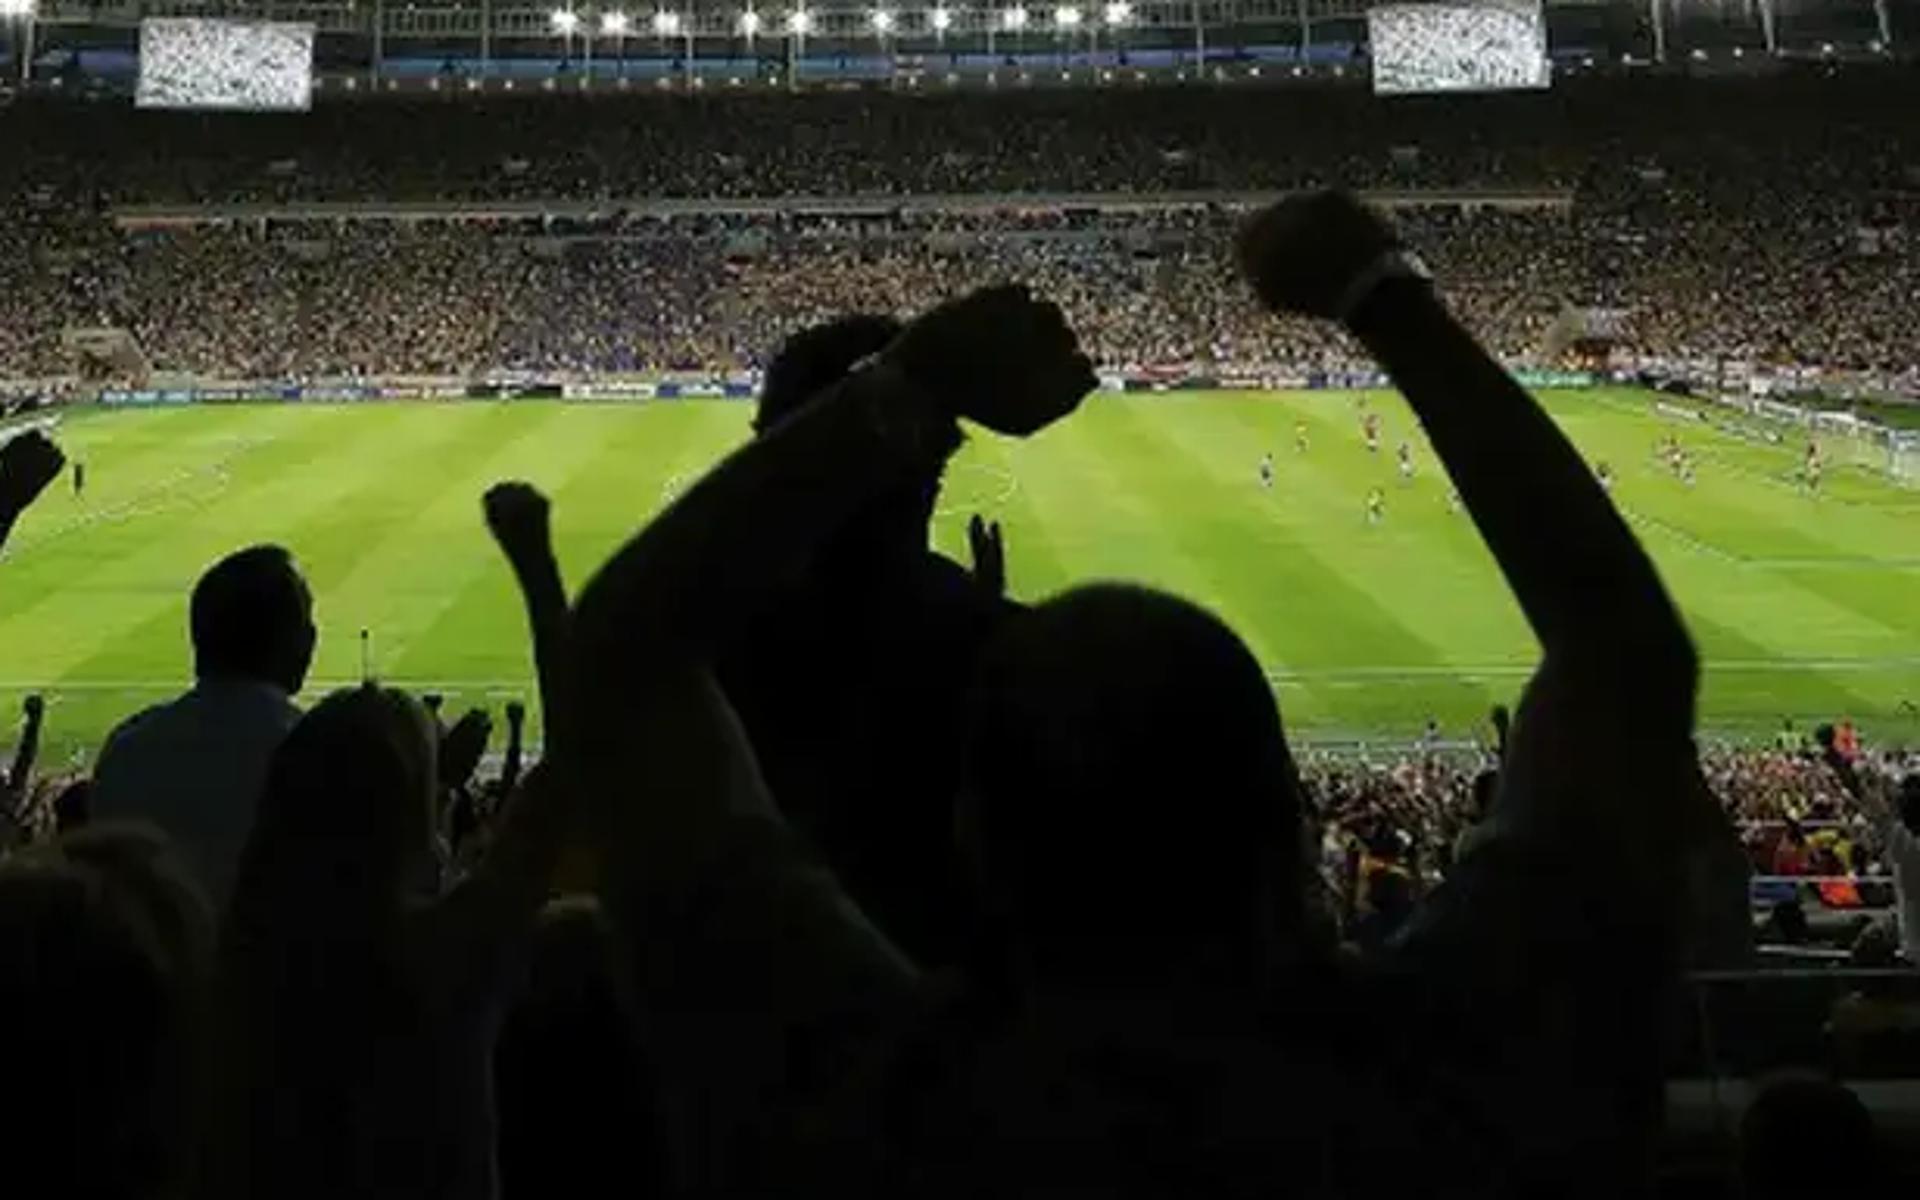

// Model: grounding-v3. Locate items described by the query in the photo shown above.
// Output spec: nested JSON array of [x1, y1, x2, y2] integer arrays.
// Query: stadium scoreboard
[[1368, 0, 1552, 95], [136, 19, 316, 112]]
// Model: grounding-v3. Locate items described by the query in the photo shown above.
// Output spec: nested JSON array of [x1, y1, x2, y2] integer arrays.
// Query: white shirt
[[91, 678, 302, 913]]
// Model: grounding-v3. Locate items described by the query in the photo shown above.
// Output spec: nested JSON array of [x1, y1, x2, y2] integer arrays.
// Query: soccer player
[[1258, 452, 1274, 491], [1366, 486, 1384, 526], [72, 459, 85, 500], [1294, 421, 1309, 454], [1679, 455, 1696, 489], [1596, 461, 1613, 492], [1363, 411, 1382, 454], [1396, 440, 1414, 483], [1804, 440, 1822, 494]]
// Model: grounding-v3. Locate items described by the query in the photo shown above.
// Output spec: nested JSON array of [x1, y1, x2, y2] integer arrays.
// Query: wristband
[[1335, 249, 1433, 326]]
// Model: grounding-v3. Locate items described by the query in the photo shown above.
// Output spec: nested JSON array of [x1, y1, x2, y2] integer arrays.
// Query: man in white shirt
[[92, 545, 315, 913]]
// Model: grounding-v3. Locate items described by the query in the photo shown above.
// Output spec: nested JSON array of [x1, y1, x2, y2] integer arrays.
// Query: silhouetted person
[[718, 312, 1018, 962], [1740, 1074, 1881, 1198], [214, 684, 573, 1200], [557, 184, 1731, 1192], [0, 825, 212, 1199], [92, 545, 315, 912]]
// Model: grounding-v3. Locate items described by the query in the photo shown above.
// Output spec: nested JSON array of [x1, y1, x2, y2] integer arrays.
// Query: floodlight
[[1731, 46, 1743, 57], [739, 8, 762, 32], [1820, 41, 1835, 54], [1102, 1, 1129, 25], [0, 0, 36, 16], [1054, 5, 1080, 27], [652, 10, 681, 34], [1689, 46, 1705, 60], [930, 5, 952, 29], [550, 7, 580, 33], [787, 7, 812, 32], [870, 8, 893, 31], [601, 11, 630, 33], [1002, 5, 1027, 29]]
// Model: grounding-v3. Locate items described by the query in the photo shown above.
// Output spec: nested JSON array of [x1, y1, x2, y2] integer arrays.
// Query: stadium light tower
[[1055, 4, 1081, 27], [1103, 0, 1129, 24], [930, 5, 953, 32], [550, 7, 581, 34], [870, 8, 894, 32], [739, 7, 762, 37], [1003, 5, 1028, 30], [601, 10, 630, 34], [787, 7, 812, 33], [652, 9, 681, 35]]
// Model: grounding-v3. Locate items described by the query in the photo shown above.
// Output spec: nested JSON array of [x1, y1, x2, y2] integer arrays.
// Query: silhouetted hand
[[0, 431, 65, 518], [1235, 190, 1401, 320], [967, 513, 1005, 598], [440, 708, 493, 794], [885, 283, 1095, 436], [483, 481, 554, 563], [22, 694, 43, 722], [505, 700, 527, 729]]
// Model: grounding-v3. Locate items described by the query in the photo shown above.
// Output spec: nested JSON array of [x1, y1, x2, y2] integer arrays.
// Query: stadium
[[2, 0, 1920, 1193]]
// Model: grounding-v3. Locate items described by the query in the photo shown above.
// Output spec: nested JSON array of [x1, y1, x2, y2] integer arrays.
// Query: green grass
[[3, 387, 1917, 764]]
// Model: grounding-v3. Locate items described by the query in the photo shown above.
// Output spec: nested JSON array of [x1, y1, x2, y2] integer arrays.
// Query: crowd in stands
[[2, 190, 1916, 1195], [0, 198, 1916, 381], [0, 70, 1917, 382], [6, 72, 1915, 203]]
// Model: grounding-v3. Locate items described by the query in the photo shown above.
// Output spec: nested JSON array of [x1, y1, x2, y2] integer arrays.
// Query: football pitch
[[2, 387, 1916, 762]]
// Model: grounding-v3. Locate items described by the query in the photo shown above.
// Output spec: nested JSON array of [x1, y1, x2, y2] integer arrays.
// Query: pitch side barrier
[[92, 367, 1599, 406]]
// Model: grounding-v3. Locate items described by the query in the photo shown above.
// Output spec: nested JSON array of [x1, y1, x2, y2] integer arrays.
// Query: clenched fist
[[886, 284, 1096, 438], [0, 430, 65, 518], [483, 481, 553, 558], [1235, 191, 1403, 322]]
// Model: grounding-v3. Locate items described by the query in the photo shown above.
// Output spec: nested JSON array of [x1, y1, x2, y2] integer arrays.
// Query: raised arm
[[6, 694, 44, 804], [564, 284, 1091, 735], [0, 431, 66, 556], [555, 289, 1093, 1153], [483, 483, 569, 736], [1238, 194, 1696, 708]]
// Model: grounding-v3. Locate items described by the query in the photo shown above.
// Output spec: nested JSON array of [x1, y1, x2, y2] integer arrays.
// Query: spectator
[[717, 312, 1014, 962], [0, 824, 213, 1199], [90, 545, 315, 912], [213, 682, 574, 1200]]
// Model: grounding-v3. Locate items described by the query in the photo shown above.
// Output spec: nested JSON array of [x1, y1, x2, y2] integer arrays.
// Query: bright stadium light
[[550, 7, 580, 33], [652, 9, 681, 34], [787, 7, 812, 33], [1054, 5, 1081, 27], [0, 0, 36, 15], [930, 5, 952, 29], [1002, 5, 1028, 29], [870, 8, 893, 31], [1102, 1, 1130, 25], [601, 10, 630, 34], [739, 7, 762, 32]]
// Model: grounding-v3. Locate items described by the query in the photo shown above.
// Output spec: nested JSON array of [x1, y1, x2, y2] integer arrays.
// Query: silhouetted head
[[190, 545, 315, 696], [0, 827, 212, 1197], [960, 584, 1304, 987], [755, 313, 903, 435], [1740, 1074, 1879, 1197], [754, 314, 943, 569], [231, 685, 437, 931]]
